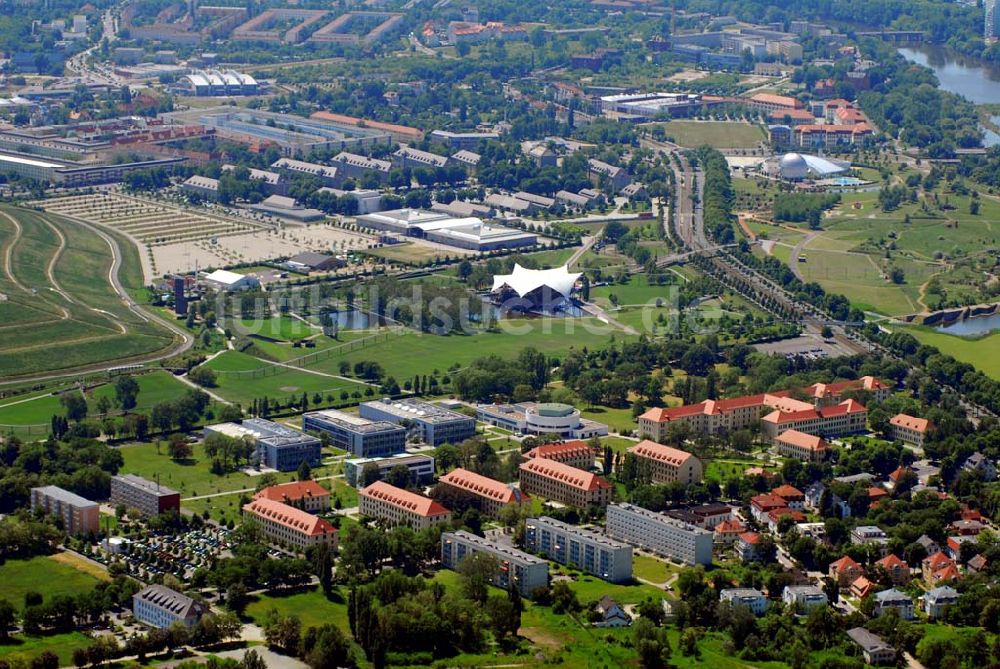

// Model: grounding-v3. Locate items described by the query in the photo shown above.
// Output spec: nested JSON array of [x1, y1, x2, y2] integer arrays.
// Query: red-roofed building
[[714, 518, 746, 545], [254, 480, 330, 513], [746, 93, 803, 112], [830, 556, 865, 587], [359, 481, 451, 530], [243, 498, 337, 549], [639, 393, 810, 439], [850, 575, 874, 599], [523, 441, 595, 470], [923, 552, 958, 586], [889, 414, 932, 448], [770, 108, 817, 126], [868, 487, 890, 503], [766, 508, 806, 532], [775, 429, 828, 462], [519, 458, 612, 508], [761, 399, 867, 443], [772, 484, 806, 510], [750, 494, 788, 523], [802, 376, 890, 405], [737, 531, 767, 562], [627, 440, 702, 484], [438, 468, 528, 517], [876, 554, 910, 585]]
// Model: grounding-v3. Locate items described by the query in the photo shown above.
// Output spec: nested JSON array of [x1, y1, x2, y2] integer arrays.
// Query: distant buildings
[[988, 0, 1000, 40], [303, 409, 406, 458], [204, 419, 321, 472], [524, 516, 633, 582], [441, 530, 548, 597], [354, 209, 536, 252], [133, 585, 207, 629], [360, 398, 476, 446], [626, 440, 702, 485], [605, 503, 713, 566], [254, 480, 331, 513], [111, 475, 180, 518], [437, 468, 528, 517], [359, 481, 452, 530], [30, 486, 99, 535], [201, 269, 259, 291], [518, 458, 612, 508], [477, 402, 608, 440], [178, 70, 258, 96], [243, 498, 338, 549]]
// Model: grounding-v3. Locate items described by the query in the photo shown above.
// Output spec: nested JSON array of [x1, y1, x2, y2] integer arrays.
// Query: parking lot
[[99, 527, 233, 581]]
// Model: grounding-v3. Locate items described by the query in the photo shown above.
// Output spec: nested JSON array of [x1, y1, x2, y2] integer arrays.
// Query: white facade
[[605, 503, 712, 566]]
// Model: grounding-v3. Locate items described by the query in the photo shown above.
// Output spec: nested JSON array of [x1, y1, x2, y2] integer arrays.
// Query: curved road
[[0, 208, 195, 387]]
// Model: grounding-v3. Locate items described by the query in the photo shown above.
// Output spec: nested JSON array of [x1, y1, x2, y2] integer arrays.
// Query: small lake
[[898, 46, 1000, 105], [934, 311, 1000, 337]]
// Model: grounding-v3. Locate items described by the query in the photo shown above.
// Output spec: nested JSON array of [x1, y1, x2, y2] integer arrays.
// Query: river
[[898, 46, 1000, 105]]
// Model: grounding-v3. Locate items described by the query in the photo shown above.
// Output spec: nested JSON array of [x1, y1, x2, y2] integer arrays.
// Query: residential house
[[846, 628, 896, 666], [874, 588, 914, 620], [888, 413, 931, 447], [737, 531, 767, 563], [782, 585, 828, 612], [829, 555, 865, 587], [875, 554, 909, 585], [719, 588, 768, 615], [962, 453, 997, 481], [714, 518, 746, 545], [850, 575, 874, 599], [923, 585, 959, 619], [594, 596, 631, 627]]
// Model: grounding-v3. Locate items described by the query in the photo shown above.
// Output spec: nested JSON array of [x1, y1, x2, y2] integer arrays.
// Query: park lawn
[[203, 352, 371, 406], [249, 330, 372, 363], [0, 555, 104, 611], [658, 120, 766, 149], [304, 318, 633, 385], [796, 248, 924, 316], [601, 435, 638, 454], [705, 457, 774, 482], [232, 315, 318, 342], [119, 441, 333, 499], [633, 555, 681, 584], [0, 631, 93, 666], [246, 585, 351, 633], [581, 405, 636, 434], [366, 242, 462, 265], [202, 350, 271, 372], [591, 275, 678, 307], [895, 325, 1000, 380]]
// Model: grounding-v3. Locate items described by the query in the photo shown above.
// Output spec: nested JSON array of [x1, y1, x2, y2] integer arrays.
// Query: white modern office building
[[476, 402, 608, 439], [525, 516, 632, 583], [302, 409, 406, 458], [605, 503, 713, 566], [359, 398, 476, 446]]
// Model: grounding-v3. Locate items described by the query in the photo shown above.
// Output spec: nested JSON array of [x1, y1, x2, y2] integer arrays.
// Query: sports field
[[657, 121, 766, 148], [0, 205, 176, 378]]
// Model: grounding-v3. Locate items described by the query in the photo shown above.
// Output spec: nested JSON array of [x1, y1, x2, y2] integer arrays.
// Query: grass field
[[366, 242, 465, 265], [633, 555, 682, 584], [0, 371, 190, 428], [0, 555, 105, 611], [591, 275, 678, 307], [657, 121, 766, 148], [0, 205, 176, 378], [231, 315, 319, 342], [894, 324, 1000, 380], [0, 631, 93, 666], [246, 585, 351, 632]]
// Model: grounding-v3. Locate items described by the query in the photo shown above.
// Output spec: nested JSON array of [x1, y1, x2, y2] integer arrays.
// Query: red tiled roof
[[524, 440, 594, 460], [851, 575, 874, 597], [924, 552, 954, 571], [868, 487, 889, 499], [890, 413, 930, 433], [360, 481, 450, 518], [738, 531, 762, 545], [254, 480, 329, 503], [628, 440, 696, 466], [715, 519, 746, 534], [749, 93, 802, 108], [762, 398, 866, 424], [439, 468, 524, 504], [751, 493, 787, 512], [768, 508, 806, 523], [772, 484, 805, 500], [520, 457, 611, 492], [876, 554, 907, 570], [776, 429, 827, 452], [934, 564, 960, 582], [831, 555, 862, 573], [243, 498, 336, 537]]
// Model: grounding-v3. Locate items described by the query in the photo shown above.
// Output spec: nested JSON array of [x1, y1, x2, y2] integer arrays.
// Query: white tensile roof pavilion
[[491, 263, 581, 299]]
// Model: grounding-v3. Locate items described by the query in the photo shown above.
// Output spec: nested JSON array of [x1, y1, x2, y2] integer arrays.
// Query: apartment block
[[518, 458, 612, 508], [110, 474, 180, 518], [359, 481, 452, 530], [441, 530, 549, 597], [343, 452, 436, 488], [30, 486, 99, 535], [524, 516, 632, 583], [605, 503, 713, 566]]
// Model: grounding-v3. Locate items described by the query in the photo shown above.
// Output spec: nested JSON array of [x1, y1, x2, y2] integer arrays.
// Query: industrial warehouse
[[354, 208, 538, 252]]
